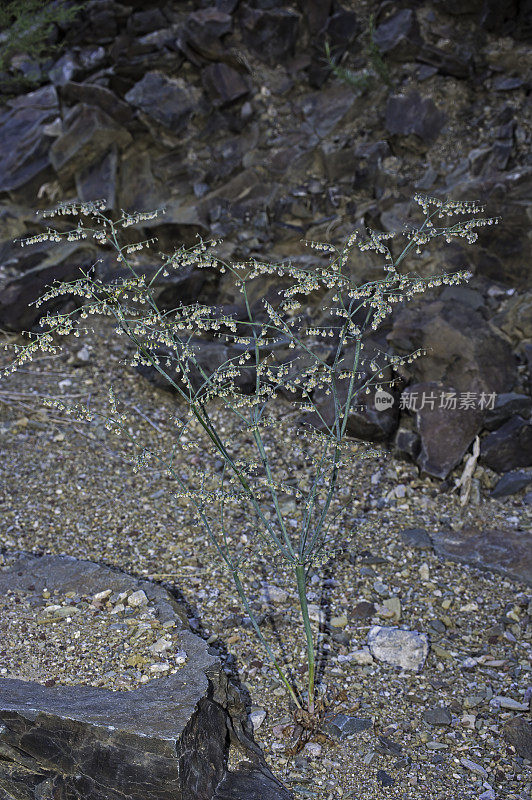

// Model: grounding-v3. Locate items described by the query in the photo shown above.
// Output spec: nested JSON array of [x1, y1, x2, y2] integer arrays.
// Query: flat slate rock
[[430, 524, 532, 586], [0, 552, 292, 800]]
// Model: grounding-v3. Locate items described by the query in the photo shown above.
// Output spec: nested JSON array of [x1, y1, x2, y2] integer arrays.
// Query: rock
[[372, 8, 424, 63], [322, 713, 372, 741], [401, 382, 484, 479], [430, 524, 532, 585], [503, 717, 532, 760], [382, 597, 401, 621], [392, 425, 421, 461], [480, 417, 532, 472], [0, 553, 292, 800], [250, 708, 267, 731], [460, 758, 488, 778], [349, 601, 376, 621], [0, 0, 529, 492], [303, 742, 321, 757], [492, 696, 529, 711], [376, 769, 394, 787], [148, 636, 173, 655], [483, 393, 532, 431], [127, 589, 148, 607], [490, 470, 532, 498], [385, 89, 447, 145], [259, 583, 289, 605], [239, 7, 300, 66], [343, 649, 374, 666], [367, 626, 429, 672], [422, 706, 452, 726], [330, 614, 348, 628], [400, 528, 433, 550]]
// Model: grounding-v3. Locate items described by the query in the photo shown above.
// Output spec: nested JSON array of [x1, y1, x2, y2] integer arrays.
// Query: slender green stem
[[295, 563, 315, 714]]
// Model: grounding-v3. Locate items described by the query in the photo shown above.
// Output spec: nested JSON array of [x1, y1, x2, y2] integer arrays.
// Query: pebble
[[149, 637, 172, 655], [368, 626, 429, 672], [492, 696, 529, 711], [460, 758, 488, 778], [373, 581, 389, 597], [422, 706, 452, 726], [149, 662, 170, 672], [92, 589, 112, 603], [304, 742, 322, 757], [330, 614, 348, 628], [400, 527, 433, 550], [128, 590, 148, 607], [323, 714, 373, 741], [306, 604, 326, 624], [344, 649, 374, 666], [250, 708, 267, 730], [382, 596, 401, 620], [259, 584, 289, 604], [503, 717, 532, 760], [376, 769, 394, 786]]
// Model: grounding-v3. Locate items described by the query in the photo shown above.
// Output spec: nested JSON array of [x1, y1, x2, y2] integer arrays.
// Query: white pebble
[[128, 590, 148, 607]]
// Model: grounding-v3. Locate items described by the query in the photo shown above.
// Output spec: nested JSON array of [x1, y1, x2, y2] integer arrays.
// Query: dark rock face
[[0, 553, 292, 800], [490, 470, 532, 498], [480, 417, 532, 472], [430, 524, 532, 586], [0, 0, 530, 481], [503, 718, 532, 762], [400, 382, 484, 480]]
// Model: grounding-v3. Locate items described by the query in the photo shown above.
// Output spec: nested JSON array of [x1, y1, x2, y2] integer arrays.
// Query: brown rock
[[503, 717, 532, 761]]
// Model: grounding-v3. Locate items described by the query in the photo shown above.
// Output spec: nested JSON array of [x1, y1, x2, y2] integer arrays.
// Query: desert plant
[[0, 0, 84, 99], [323, 12, 394, 92], [1, 194, 500, 736]]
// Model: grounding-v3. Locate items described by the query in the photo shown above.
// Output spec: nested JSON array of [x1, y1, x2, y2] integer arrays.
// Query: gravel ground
[[0, 314, 530, 800]]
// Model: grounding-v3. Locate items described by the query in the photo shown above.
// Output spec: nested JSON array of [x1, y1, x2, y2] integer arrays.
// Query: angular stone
[[49, 104, 132, 184], [392, 425, 421, 461], [0, 553, 292, 800], [490, 470, 532, 498], [430, 523, 532, 586], [480, 417, 532, 472], [59, 81, 134, 127], [388, 297, 517, 398], [201, 62, 251, 107], [402, 382, 484, 480], [385, 89, 447, 144], [349, 601, 375, 621], [422, 706, 452, 726], [372, 8, 424, 62], [239, 7, 300, 66], [400, 528, 433, 550], [124, 71, 202, 133], [323, 713, 372, 741], [483, 393, 532, 431], [0, 85, 59, 194], [503, 717, 532, 760], [368, 626, 429, 672]]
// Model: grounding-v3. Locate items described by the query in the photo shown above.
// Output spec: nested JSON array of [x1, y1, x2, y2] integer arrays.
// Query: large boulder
[[0, 552, 292, 800]]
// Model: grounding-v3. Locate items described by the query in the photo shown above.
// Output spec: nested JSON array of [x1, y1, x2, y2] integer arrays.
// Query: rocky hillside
[[0, 0, 530, 490]]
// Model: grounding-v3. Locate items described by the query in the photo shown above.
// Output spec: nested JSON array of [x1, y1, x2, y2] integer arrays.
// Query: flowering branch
[[1, 194, 500, 719]]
